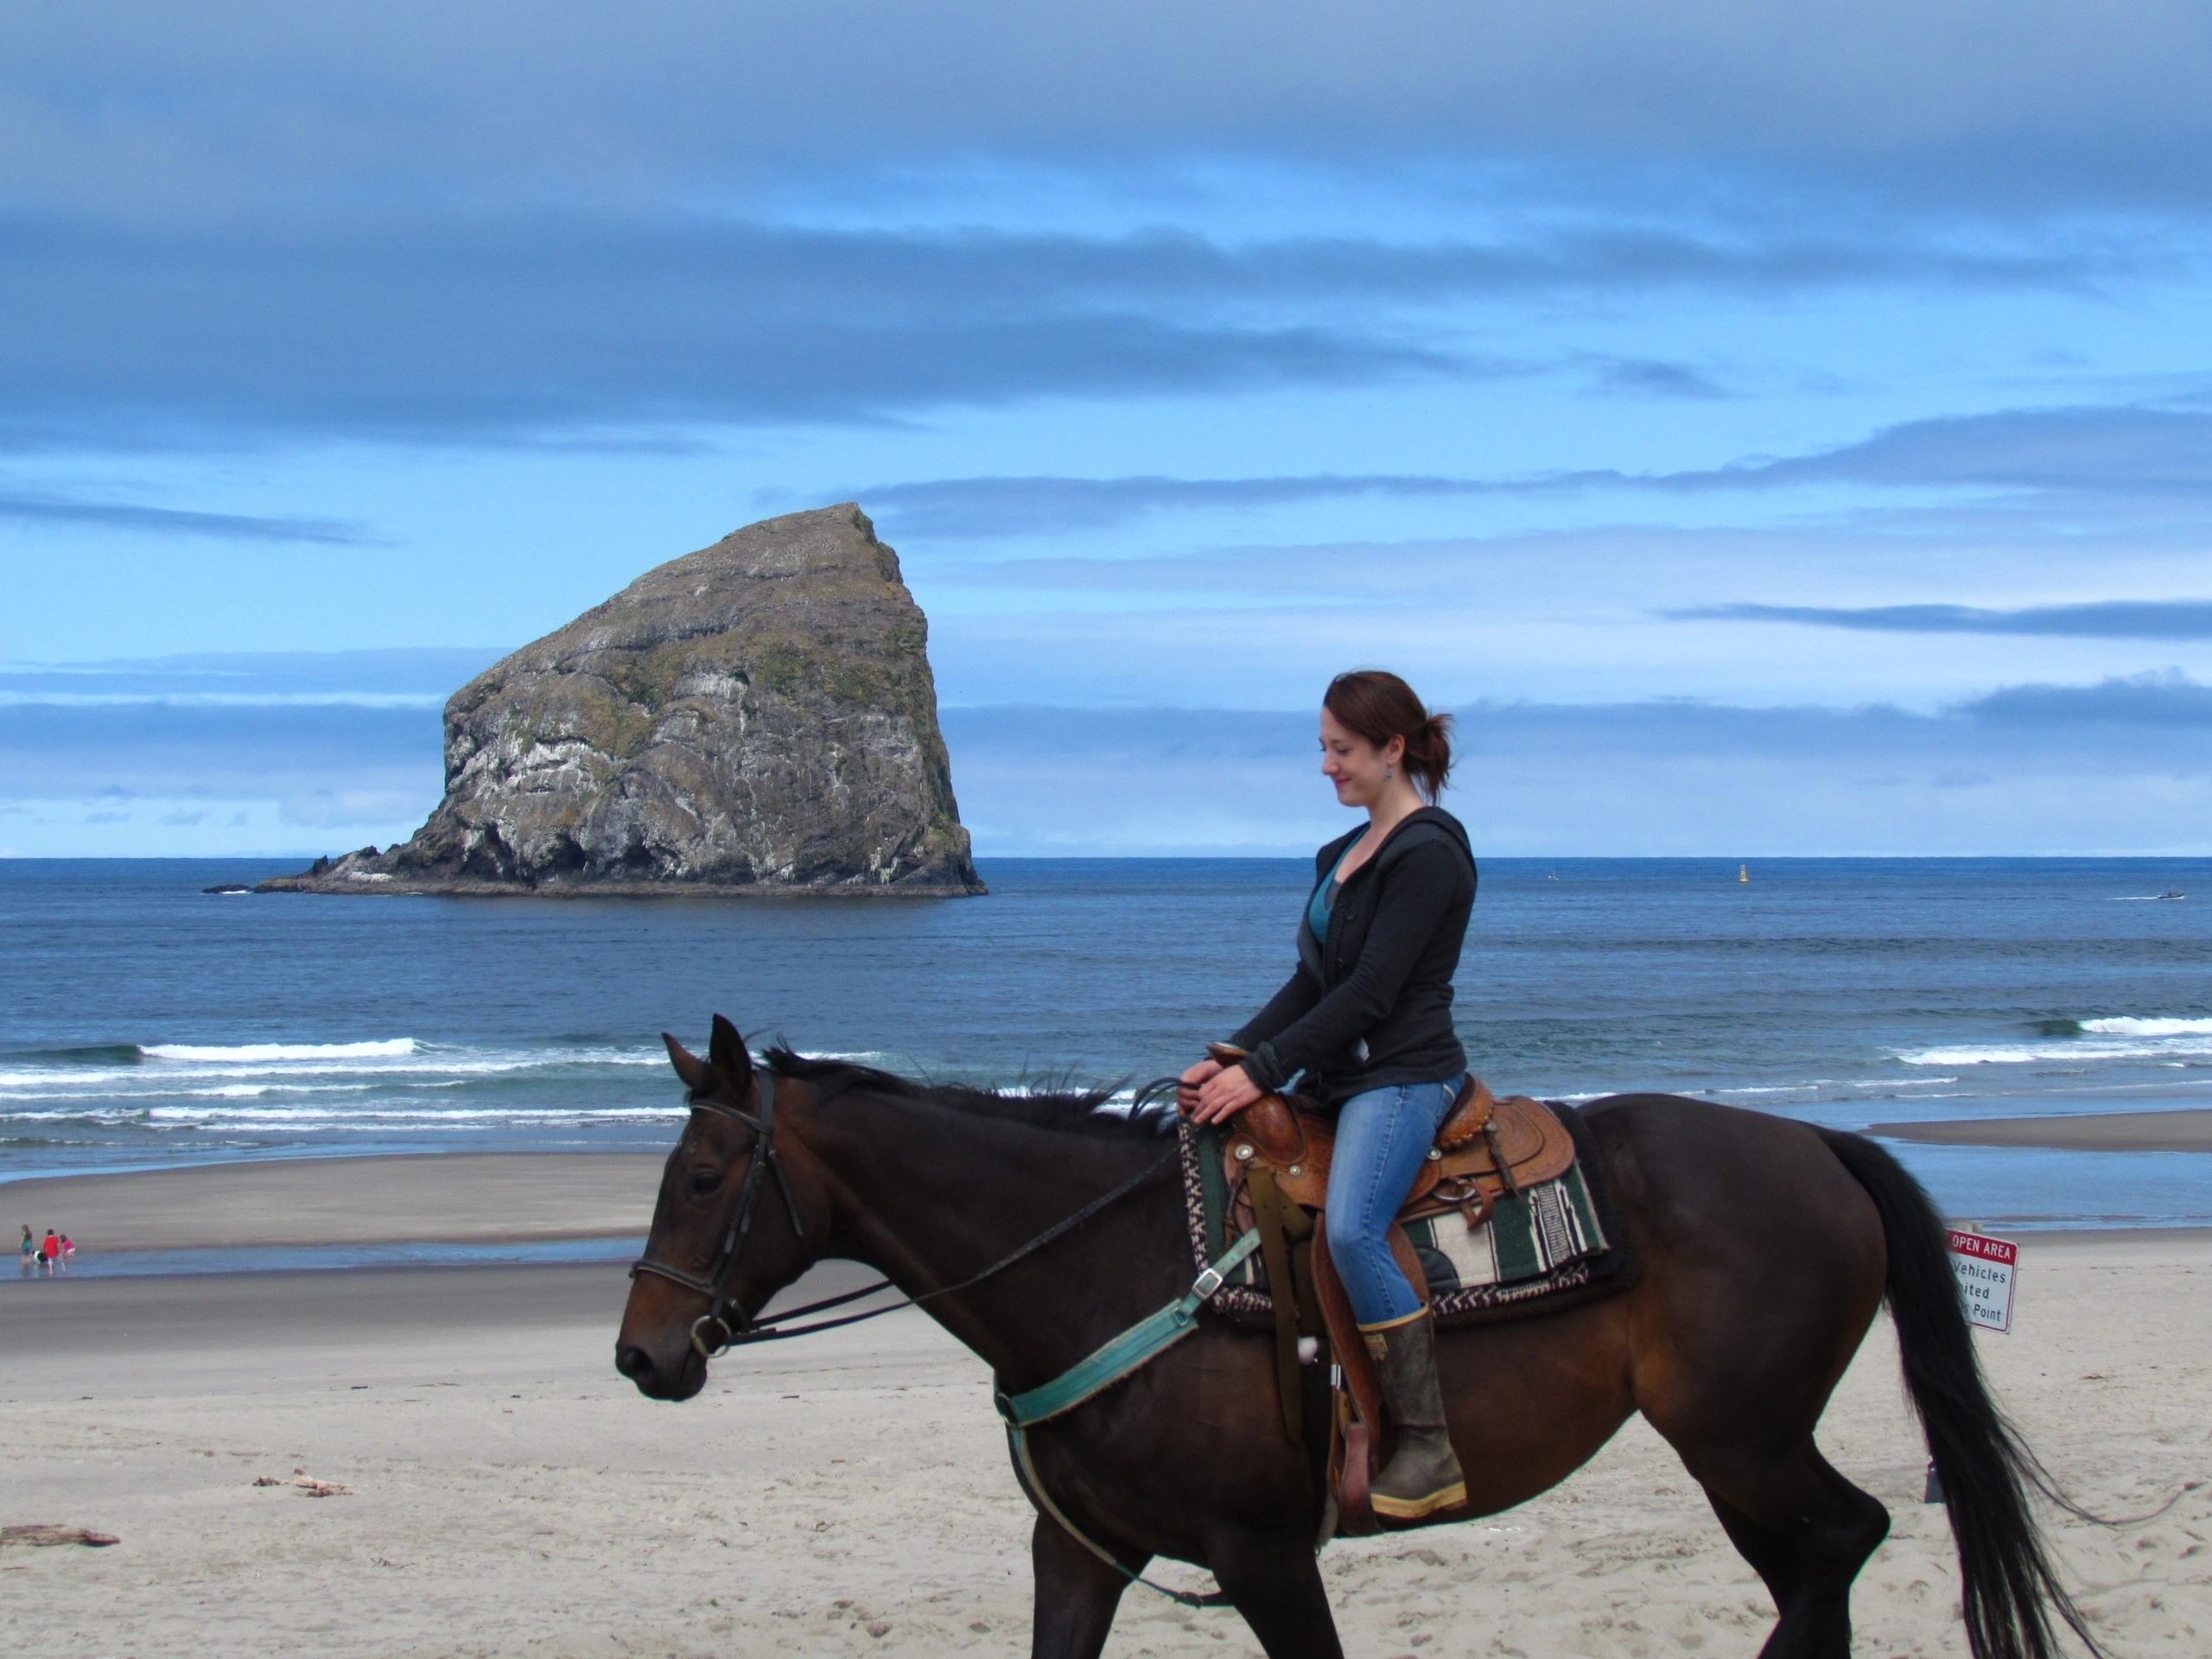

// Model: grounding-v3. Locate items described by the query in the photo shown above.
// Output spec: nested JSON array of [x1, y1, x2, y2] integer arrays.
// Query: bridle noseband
[[629, 1071, 808, 1357]]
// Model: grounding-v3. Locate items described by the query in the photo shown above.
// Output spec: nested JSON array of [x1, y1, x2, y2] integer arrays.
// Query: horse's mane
[[762, 1047, 1176, 1140]]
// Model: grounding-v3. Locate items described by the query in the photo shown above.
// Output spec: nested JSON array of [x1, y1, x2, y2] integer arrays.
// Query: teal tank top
[[1306, 845, 1355, 942]]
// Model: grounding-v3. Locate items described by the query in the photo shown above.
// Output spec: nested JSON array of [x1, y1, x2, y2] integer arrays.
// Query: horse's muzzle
[[614, 1339, 706, 1402]]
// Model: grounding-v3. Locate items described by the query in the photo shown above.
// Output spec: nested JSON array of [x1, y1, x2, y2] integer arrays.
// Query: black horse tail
[[1816, 1128, 2107, 1659]]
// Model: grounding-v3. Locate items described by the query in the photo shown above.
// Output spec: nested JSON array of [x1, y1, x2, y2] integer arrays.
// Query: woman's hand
[[1176, 1058, 1223, 1116], [1189, 1064, 1263, 1125]]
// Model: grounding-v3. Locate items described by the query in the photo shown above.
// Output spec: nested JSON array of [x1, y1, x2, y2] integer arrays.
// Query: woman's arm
[[1240, 840, 1469, 1093], [1181, 966, 1320, 1121]]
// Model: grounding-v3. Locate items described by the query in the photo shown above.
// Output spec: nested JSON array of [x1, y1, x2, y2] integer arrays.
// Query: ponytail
[[1323, 671, 1454, 802], [1402, 710, 1454, 802]]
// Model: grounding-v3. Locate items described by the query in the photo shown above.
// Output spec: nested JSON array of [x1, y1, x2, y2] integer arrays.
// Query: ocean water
[[3, 857, 2209, 1227]]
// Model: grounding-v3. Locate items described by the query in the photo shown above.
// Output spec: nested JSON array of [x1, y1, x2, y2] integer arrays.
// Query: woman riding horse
[[1182, 668, 1476, 1521]]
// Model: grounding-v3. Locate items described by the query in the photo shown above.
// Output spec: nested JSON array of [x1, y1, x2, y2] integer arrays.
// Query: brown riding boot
[[1361, 1310, 1467, 1521]]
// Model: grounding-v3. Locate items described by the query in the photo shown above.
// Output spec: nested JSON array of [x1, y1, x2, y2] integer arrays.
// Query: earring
[[1384, 766, 1394, 779]]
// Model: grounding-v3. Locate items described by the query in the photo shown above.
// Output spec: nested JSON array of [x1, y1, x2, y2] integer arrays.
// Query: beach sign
[[1945, 1229, 2017, 1334]]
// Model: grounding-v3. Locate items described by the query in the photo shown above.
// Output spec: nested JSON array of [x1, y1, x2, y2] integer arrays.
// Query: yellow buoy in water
[[1738, 863, 1749, 884]]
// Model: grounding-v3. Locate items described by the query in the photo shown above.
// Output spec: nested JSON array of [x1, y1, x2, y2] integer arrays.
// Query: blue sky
[[5, 3, 2211, 857]]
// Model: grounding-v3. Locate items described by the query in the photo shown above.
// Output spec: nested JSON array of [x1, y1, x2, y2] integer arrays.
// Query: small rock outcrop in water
[[261, 505, 982, 896]]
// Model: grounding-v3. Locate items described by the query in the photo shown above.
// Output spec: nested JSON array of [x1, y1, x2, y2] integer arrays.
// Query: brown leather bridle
[[628, 1072, 814, 1357]]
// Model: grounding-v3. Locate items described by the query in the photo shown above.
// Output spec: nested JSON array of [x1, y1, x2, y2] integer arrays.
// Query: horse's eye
[[688, 1166, 723, 1197]]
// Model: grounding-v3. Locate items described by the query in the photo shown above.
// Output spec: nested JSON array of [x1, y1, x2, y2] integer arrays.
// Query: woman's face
[[1319, 708, 1402, 809]]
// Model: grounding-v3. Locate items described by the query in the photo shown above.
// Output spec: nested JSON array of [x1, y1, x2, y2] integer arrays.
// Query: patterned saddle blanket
[[1178, 1098, 1634, 1327]]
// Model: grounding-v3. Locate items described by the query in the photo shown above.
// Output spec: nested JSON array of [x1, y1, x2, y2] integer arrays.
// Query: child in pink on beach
[[57, 1234, 74, 1272]]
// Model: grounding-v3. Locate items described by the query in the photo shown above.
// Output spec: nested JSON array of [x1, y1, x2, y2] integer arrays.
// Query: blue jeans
[[1324, 1077, 1462, 1324]]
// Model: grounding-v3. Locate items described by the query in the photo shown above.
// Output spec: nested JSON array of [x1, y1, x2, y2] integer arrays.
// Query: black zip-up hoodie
[[1229, 805, 1475, 1105]]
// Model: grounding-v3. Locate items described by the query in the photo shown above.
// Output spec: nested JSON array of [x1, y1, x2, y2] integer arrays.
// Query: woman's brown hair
[[1324, 670, 1454, 802]]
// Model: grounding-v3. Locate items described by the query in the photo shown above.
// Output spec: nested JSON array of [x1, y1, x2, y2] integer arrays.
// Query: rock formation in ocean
[[261, 504, 983, 895]]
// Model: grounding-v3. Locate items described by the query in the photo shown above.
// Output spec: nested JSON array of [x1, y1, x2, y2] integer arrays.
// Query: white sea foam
[[1893, 1012, 2212, 1066], [142, 1039, 421, 1063], [0, 1041, 672, 1097], [2078, 1016, 2212, 1038], [1900, 1046, 2065, 1066], [1708, 1075, 1961, 1099], [1900, 1038, 2212, 1066], [181, 1083, 378, 1100], [138, 1103, 687, 1128]]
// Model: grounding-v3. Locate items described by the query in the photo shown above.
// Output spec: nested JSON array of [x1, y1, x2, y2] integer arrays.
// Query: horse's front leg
[[1208, 1529, 1344, 1659], [1029, 1513, 1137, 1659]]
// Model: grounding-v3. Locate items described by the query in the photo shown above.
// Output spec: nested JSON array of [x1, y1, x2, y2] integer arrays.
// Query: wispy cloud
[[1959, 669, 2212, 727], [1464, 404, 2212, 504], [854, 473, 1516, 538], [0, 489, 362, 543], [0, 208, 2171, 451], [1672, 599, 2212, 639], [861, 403, 2212, 537], [0, 700, 438, 800], [0, 648, 510, 702], [14, 5, 2212, 218], [1675, 405, 2212, 497], [1576, 356, 1735, 400]]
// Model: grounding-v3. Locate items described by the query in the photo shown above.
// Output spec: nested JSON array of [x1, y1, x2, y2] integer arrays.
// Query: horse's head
[[614, 1014, 817, 1401]]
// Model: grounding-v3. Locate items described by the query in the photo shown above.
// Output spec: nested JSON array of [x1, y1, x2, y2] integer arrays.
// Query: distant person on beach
[[18, 1224, 31, 1276], [57, 1233, 74, 1271], [40, 1229, 60, 1275], [1180, 668, 1476, 1522]]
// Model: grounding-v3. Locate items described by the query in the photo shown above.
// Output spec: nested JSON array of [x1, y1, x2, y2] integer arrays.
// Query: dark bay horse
[[616, 1017, 2103, 1659]]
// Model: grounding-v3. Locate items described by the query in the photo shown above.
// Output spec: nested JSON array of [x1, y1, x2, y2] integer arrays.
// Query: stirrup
[[1370, 1468, 1468, 1522]]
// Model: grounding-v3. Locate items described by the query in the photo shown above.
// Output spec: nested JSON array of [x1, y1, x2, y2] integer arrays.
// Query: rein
[[629, 1071, 1179, 1357]]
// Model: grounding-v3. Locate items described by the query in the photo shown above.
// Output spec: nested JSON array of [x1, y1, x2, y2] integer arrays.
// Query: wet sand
[[3, 1151, 665, 1253], [2, 1158, 2206, 1656], [1868, 1108, 2212, 1154]]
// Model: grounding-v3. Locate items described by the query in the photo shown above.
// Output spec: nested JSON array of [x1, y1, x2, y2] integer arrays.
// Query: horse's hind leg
[[1694, 1441, 1889, 1659], [1029, 1516, 1135, 1659], [1208, 1529, 1344, 1659]]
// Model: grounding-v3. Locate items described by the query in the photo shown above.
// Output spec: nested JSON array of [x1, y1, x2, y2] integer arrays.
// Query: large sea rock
[[261, 505, 983, 896]]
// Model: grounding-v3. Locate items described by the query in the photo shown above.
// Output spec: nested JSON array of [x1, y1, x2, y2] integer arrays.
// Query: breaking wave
[[1902, 1013, 2212, 1067], [0, 1033, 904, 1153], [140, 1039, 421, 1063], [0, 1033, 689, 1147], [2078, 1016, 2212, 1038]]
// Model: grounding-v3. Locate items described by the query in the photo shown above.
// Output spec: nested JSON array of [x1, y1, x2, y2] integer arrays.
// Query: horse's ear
[[662, 1032, 712, 1096], [708, 1014, 754, 1096]]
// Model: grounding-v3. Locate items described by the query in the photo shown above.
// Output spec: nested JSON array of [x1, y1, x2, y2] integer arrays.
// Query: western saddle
[[1200, 1044, 1579, 1535], [1207, 1043, 1575, 1233]]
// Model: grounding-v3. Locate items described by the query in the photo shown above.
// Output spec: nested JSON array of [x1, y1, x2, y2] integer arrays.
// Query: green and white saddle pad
[[1178, 1102, 1635, 1328]]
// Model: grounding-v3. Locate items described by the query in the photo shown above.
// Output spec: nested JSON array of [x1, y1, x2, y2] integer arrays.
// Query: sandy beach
[[3, 1155, 2207, 1656]]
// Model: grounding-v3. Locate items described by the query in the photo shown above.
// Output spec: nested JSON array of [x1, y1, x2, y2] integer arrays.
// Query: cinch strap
[[995, 1228, 1261, 1427], [993, 1227, 1263, 1611]]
